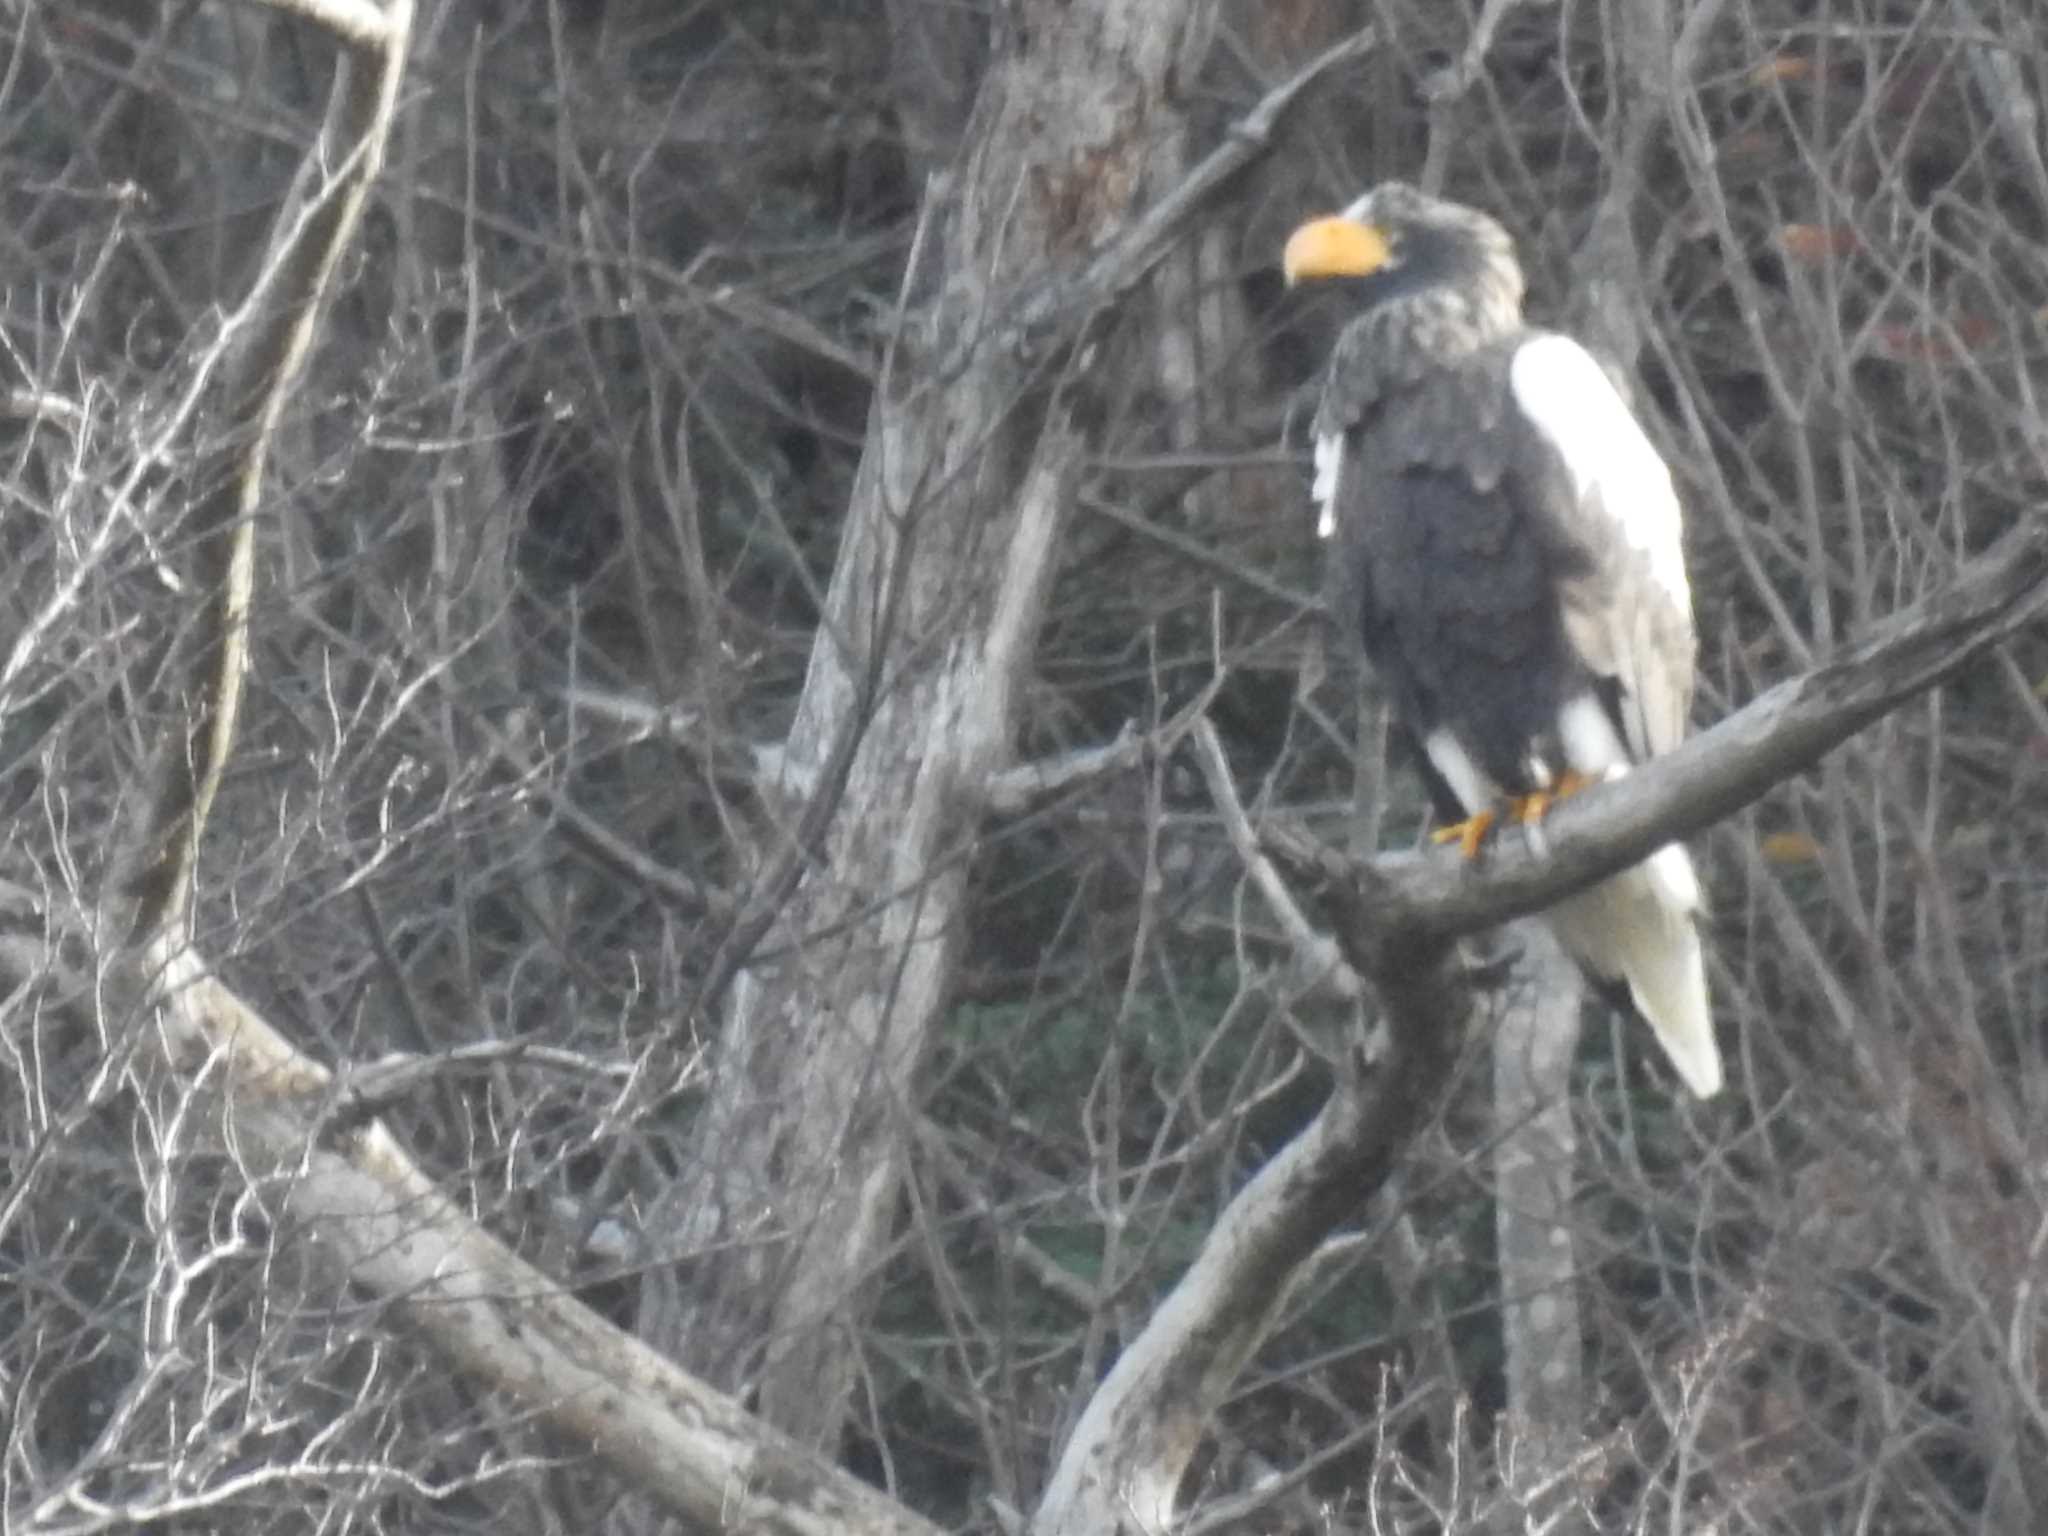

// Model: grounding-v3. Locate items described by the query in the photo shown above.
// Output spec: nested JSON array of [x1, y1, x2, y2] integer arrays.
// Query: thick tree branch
[[1037, 514, 2048, 1535], [134, 938, 945, 1536], [1031, 834, 1471, 1536], [1372, 516, 2048, 945]]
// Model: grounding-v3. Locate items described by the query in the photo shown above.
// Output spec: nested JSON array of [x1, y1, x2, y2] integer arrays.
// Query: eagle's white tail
[[1544, 843, 1721, 1098]]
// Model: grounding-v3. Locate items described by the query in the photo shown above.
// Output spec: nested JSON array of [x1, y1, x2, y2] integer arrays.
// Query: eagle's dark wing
[[1314, 336, 1590, 804]]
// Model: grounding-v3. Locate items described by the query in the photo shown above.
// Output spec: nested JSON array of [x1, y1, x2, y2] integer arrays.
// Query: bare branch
[[323, 1038, 661, 1129], [1188, 717, 1360, 1002], [134, 936, 946, 1536], [983, 724, 1145, 815], [1367, 517, 2048, 945], [1009, 26, 1378, 357], [1422, 0, 1546, 102], [126, 0, 412, 937], [984, 678, 1217, 817], [1030, 847, 1471, 1536], [1043, 514, 2048, 1535]]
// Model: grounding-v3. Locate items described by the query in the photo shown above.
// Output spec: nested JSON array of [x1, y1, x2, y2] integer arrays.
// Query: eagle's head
[[1282, 183, 1524, 339]]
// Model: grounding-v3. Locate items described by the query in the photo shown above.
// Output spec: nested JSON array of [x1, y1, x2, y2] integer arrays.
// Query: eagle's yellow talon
[[1507, 771, 1596, 828], [1437, 771, 1599, 859], [1431, 808, 1497, 860]]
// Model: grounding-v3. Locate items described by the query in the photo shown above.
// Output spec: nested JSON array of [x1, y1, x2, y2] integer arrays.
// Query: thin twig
[[1189, 718, 1362, 1000], [127, 1, 413, 938], [1005, 27, 1377, 358]]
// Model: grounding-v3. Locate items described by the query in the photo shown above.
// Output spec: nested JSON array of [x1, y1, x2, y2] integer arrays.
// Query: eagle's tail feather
[[1545, 849, 1721, 1099]]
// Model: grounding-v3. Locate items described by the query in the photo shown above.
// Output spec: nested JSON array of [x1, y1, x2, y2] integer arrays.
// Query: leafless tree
[[2, 3, 2046, 1536]]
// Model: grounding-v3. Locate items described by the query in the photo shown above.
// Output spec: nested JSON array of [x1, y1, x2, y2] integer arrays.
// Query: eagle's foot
[[1432, 773, 1597, 861], [1430, 807, 1498, 860], [1507, 770, 1596, 826]]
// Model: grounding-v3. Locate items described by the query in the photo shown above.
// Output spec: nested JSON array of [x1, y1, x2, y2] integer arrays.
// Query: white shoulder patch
[[1508, 334, 1689, 611], [1311, 432, 1342, 539]]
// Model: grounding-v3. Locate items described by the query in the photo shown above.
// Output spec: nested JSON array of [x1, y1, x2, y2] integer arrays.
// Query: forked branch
[[1030, 515, 2048, 1536]]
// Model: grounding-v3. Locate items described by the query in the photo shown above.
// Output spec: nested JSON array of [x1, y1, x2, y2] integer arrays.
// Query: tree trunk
[[1490, 923, 1587, 1535], [643, 0, 1218, 1456]]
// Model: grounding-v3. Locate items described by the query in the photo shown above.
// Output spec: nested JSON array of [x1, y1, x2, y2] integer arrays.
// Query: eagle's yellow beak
[[1282, 215, 1393, 285]]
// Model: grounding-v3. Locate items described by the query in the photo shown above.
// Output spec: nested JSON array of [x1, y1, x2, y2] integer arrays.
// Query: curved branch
[[102, 9, 937, 1526], [127, 0, 412, 937], [138, 938, 945, 1536], [1036, 514, 2048, 1535], [1030, 839, 1471, 1536]]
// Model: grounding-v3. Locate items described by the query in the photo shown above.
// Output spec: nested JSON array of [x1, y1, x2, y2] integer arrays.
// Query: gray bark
[[1490, 925, 1588, 1535], [1030, 788, 1475, 1534], [120, 941, 947, 1536], [649, 0, 1221, 1455]]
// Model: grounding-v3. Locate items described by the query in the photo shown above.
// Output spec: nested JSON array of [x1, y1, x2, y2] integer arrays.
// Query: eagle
[[1283, 183, 1721, 1099]]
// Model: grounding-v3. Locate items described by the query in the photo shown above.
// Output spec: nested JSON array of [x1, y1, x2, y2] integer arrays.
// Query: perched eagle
[[1284, 183, 1721, 1099]]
